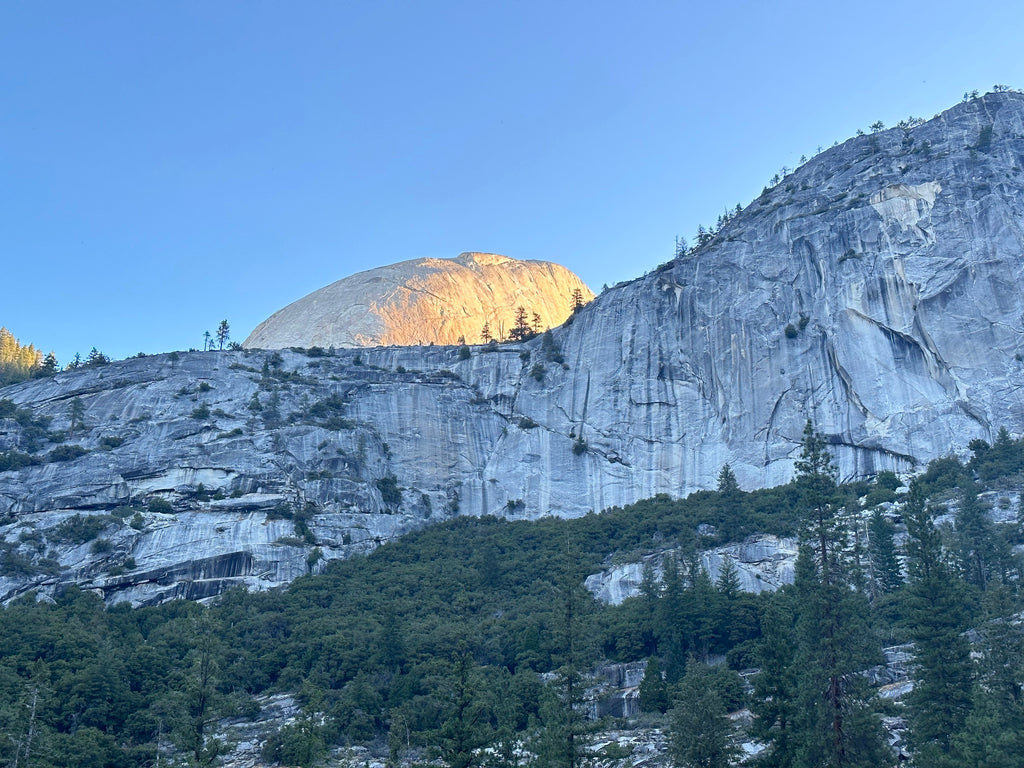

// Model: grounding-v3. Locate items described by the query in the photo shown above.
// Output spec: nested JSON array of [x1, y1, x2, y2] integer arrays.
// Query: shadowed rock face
[[243, 252, 596, 349], [4, 93, 1024, 604]]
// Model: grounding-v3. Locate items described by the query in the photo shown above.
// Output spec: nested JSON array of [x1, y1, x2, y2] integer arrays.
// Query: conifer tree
[[38, 352, 58, 376], [215, 320, 230, 351], [901, 481, 974, 762], [669, 658, 738, 768], [867, 508, 902, 595], [638, 657, 669, 714], [716, 464, 740, 496], [754, 420, 887, 767], [509, 307, 533, 342], [434, 652, 488, 768], [751, 595, 801, 767]]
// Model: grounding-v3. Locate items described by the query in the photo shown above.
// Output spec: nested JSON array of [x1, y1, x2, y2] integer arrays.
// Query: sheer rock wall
[[4, 93, 1024, 603]]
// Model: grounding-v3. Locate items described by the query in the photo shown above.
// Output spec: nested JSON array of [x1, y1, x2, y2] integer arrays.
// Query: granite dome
[[243, 252, 595, 349]]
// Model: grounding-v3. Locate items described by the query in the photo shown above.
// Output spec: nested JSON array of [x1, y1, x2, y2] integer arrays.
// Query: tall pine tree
[[901, 481, 974, 763]]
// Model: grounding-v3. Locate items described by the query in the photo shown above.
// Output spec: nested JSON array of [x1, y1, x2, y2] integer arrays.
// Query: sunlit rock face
[[243, 252, 596, 349], [4, 93, 1024, 604]]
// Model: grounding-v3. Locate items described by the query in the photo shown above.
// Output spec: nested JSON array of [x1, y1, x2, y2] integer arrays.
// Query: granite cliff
[[4, 92, 1024, 604], [243, 251, 595, 349]]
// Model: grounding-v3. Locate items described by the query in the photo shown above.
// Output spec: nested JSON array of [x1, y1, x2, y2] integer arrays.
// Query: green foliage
[[638, 657, 669, 713], [0, 397, 53, 451], [52, 514, 114, 545], [530, 363, 545, 382], [1, 437, 1022, 766], [302, 394, 355, 430], [0, 326, 43, 384], [975, 124, 993, 152], [752, 422, 889, 767], [191, 402, 211, 420], [867, 509, 902, 595], [901, 481, 974, 758], [147, 497, 173, 514], [377, 475, 402, 507], [0, 450, 36, 472], [46, 444, 88, 463], [216, 319, 230, 350], [669, 659, 738, 768], [458, 345, 471, 360], [916, 454, 969, 496], [262, 714, 328, 768]]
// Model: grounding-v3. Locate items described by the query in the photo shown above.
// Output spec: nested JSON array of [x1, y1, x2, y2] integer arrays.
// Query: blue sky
[[2, 1, 1023, 365]]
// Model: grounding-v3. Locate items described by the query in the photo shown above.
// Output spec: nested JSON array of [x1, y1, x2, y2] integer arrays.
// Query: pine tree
[[38, 352, 58, 376], [67, 397, 86, 437], [0, 327, 42, 384], [509, 307, 533, 342], [434, 652, 488, 768], [669, 658, 739, 768], [638, 657, 669, 714], [867, 508, 902, 595], [569, 289, 585, 314], [751, 595, 801, 767], [955, 482, 1002, 591], [715, 555, 741, 600], [534, 534, 589, 768], [215, 320, 230, 351], [756, 420, 888, 767], [85, 347, 109, 366], [716, 464, 740, 496], [901, 481, 974, 761], [170, 613, 226, 767]]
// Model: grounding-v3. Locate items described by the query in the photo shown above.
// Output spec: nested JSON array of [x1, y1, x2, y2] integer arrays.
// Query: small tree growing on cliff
[[570, 289, 585, 314], [509, 307, 534, 342], [215, 320, 230, 350]]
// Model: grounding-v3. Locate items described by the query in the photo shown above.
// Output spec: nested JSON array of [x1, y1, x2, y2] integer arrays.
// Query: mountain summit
[[243, 252, 595, 349]]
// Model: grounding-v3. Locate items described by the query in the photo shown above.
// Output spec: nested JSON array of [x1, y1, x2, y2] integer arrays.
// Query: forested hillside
[[2, 425, 1023, 767], [0, 328, 51, 386]]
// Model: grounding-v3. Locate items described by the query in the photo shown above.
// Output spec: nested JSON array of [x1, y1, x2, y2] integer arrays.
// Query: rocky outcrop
[[584, 535, 800, 605], [4, 93, 1024, 604], [243, 252, 595, 349]]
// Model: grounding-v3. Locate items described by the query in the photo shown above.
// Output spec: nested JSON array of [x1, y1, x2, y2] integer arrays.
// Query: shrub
[[458, 345, 471, 360], [147, 497, 173, 514], [46, 445, 89, 463], [376, 475, 402, 507], [0, 451, 35, 472], [52, 514, 113, 545], [530, 363, 545, 382], [90, 538, 113, 554], [784, 323, 798, 339], [518, 417, 539, 430], [572, 438, 587, 455], [191, 403, 211, 420], [100, 436, 125, 450]]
